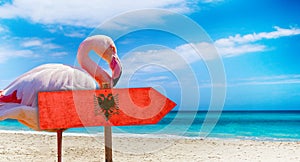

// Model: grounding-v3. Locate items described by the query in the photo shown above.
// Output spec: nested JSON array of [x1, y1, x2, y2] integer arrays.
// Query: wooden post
[[103, 83, 113, 162], [104, 126, 112, 162], [57, 129, 63, 162]]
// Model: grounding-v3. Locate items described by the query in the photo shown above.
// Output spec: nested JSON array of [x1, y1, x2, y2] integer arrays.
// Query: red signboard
[[38, 87, 176, 130]]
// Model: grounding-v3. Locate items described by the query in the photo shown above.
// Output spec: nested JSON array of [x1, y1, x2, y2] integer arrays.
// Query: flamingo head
[[78, 35, 122, 87], [102, 40, 122, 87], [92, 35, 122, 87]]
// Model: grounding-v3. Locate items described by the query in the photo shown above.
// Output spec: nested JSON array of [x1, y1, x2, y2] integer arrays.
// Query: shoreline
[[0, 131, 300, 161], [0, 129, 299, 142]]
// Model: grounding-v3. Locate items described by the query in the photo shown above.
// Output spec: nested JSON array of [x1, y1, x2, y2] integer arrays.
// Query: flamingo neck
[[77, 42, 111, 88]]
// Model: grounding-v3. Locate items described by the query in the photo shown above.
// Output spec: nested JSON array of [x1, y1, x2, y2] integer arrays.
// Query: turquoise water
[[1, 111, 300, 141]]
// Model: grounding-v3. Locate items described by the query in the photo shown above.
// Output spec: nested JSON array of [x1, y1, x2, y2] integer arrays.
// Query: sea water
[[1, 111, 300, 141]]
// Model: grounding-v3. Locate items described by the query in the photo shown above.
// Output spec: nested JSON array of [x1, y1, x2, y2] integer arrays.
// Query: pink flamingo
[[0, 35, 122, 130]]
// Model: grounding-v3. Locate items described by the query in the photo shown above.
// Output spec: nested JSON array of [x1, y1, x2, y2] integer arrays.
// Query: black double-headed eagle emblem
[[94, 93, 119, 121]]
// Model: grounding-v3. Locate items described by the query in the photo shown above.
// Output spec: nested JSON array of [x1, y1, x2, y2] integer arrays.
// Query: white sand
[[0, 131, 299, 161]]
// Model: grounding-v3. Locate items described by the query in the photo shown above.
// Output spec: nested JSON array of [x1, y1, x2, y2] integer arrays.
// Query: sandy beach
[[0, 131, 299, 162]]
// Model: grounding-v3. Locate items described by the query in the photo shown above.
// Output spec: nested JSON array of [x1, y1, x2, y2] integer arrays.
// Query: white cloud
[[118, 52, 198, 89], [50, 52, 68, 57], [46, 25, 88, 38], [117, 45, 194, 87], [216, 26, 300, 45], [120, 42, 218, 73], [121, 48, 185, 73], [216, 44, 266, 57], [196, 74, 300, 88], [0, 37, 67, 63], [119, 43, 208, 76], [99, 10, 171, 31], [0, 0, 192, 28], [145, 76, 170, 82], [116, 26, 300, 88], [175, 42, 214, 61], [63, 32, 86, 38], [0, 25, 9, 34], [215, 26, 300, 57], [229, 74, 300, 86], [118, 26, 300, 73], [201, 0, 223, 3], [0, 47, 38, 63], [20, 38, 61, 49], [0, 26, 5, 33], [21, 39, 42, 47]]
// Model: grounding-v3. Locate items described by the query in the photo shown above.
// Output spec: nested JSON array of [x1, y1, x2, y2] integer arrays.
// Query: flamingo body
[[0, 64, 96, 130]]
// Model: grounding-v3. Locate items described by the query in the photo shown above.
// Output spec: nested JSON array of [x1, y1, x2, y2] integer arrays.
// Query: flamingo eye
[[110, 45, 116, 53]]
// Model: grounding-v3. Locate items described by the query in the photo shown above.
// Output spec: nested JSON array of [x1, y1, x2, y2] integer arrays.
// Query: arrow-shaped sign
[[38, 87, 176, 130]]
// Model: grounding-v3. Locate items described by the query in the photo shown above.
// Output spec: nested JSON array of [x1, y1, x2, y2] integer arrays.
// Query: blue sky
[[0, 0, 299, 111]]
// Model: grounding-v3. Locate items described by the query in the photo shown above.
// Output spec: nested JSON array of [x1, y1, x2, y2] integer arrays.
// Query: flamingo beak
[[110, 55, 122, 87]]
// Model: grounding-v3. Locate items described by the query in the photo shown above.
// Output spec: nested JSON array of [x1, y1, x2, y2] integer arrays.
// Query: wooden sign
[[38, 87, 176, 130]]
